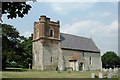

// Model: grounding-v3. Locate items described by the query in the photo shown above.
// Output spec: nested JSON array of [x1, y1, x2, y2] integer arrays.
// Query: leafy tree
[[21, 36, 32, 68], [2, 2, 31, 19], [1, 0, 36, 21], [102, 51, 120, 68], [1, 23, 33, 69], [1, 24, 25, 69]]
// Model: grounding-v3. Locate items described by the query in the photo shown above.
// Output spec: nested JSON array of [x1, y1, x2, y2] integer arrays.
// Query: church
[[32, 15, 102, 71]]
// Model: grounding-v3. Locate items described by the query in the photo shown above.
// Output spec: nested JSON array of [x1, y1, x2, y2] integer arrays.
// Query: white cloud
[[20, 31, 32, 38], [101, 12, 112, 17], [87, 11, 112, 19], [61, 20, 118, 37], [49, 2, 96, 15], [61, 20, 118, 54], [61, 20, 102, 36]]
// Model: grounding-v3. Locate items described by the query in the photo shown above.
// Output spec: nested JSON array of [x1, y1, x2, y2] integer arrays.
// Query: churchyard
[[1, 70, 98, 78], [1, 68, 120, 79]]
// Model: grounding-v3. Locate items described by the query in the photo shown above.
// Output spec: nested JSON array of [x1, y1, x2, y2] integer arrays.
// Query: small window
[[83, 52, 84, 57], [51, 57, 52, 62], [89, 57, 92, 65], [49, 28, 54, 37]]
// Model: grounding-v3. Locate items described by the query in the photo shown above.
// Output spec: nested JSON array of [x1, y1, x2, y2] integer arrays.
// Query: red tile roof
[[69, 53, 85, 62]]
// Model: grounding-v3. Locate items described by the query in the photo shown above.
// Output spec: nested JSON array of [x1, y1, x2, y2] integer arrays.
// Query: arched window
[[49, 28, 54, 37]]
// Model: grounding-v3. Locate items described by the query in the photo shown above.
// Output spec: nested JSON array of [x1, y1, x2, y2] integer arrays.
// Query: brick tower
[[32, 15, 64, 70]]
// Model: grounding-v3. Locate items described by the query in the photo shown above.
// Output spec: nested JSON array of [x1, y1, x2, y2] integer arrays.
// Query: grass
[[1, 69, 100, 78], [1, 68, 120, 79]]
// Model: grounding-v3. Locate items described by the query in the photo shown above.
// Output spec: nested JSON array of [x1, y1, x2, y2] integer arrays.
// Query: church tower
[[32, 15, 64, 70]]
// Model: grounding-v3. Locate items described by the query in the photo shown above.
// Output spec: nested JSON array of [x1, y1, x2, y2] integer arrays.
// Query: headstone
[[113, 68, 116, 73], [91, 73, 95, 78], [99, 72, 103, 78], [118, 69, 120, 78], [105, 68, 108, 73], [112, 68, 118, 78], [107, 72, 112, 78], [113, 68, 118, 74], [109, 68, 112, 73], [29, 63, 31, 69], [103, 68, 106, 72]]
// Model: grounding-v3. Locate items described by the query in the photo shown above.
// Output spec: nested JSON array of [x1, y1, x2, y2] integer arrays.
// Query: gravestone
[[99, 72, 103, 78], [118, 68, 120, 78], [113, 68, 117, 73], [29, 63, 31, 69], [103, 68, 106, 73], [91, 73, 95, 78], [104, 68, 108, 73], [113, 68, 118, 75], [107, 72, 112, 78], [112, 68, 116, 78], [109, 68, 112, 73]]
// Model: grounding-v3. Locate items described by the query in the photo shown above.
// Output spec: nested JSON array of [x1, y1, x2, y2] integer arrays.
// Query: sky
[[2, 1, 118, 55]]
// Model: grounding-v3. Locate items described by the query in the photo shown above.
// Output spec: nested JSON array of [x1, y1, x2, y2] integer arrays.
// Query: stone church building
[[32, 15, 102, 71]]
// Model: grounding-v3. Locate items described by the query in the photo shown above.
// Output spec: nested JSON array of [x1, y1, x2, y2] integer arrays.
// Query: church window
[[89, 57, 92, 65], [49, 28, 54, 37], [51, 57, 52, 62], [83, 52, 84, 57]]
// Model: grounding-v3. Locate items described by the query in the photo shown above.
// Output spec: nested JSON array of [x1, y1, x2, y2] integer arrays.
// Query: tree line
[[1, 24, 32, 70]]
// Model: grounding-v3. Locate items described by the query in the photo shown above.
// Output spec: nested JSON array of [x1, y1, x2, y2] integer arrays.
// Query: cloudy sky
[[2, 1, 118, 55]]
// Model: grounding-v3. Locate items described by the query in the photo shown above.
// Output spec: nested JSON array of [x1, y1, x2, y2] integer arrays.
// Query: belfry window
[[49, 28, 54, 37]]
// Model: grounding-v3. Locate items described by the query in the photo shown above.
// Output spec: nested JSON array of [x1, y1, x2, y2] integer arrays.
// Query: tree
[[1, 23, 33, 69], [2, 2, 31, 19], [21, 36, 32, 68], [1, 24, 25, 69], [102, 51, 120, 68], [1, 0, 36, 21]]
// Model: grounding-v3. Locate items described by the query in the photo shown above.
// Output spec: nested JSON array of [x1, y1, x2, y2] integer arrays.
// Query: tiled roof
[[60, 33, 100, 52], [69, 53, 85, 62]]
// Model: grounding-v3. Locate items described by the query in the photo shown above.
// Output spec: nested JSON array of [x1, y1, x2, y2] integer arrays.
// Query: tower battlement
[[34, 15, 60, 27]]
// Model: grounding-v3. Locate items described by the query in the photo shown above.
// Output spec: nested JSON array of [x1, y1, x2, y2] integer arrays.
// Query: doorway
[[69, 60, 77, 71], [79, 62, 83, 71]]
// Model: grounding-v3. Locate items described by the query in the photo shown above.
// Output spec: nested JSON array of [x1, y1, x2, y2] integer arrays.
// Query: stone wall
[[42, 40, 59, 70], [32, 38, 64, 70], [62, 49, 83, 70], [83, 52, 102, 70], [62, 49, 102, 71], [32, 40, 43, 70]]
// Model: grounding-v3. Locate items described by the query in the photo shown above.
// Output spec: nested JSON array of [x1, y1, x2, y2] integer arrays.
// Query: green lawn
[[1, 69, 100, 78], [1, 69, 120, 79]]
